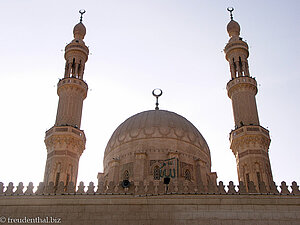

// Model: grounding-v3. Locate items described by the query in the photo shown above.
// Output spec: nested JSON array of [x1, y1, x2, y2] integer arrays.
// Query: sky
[[0, 0, 299, 189]]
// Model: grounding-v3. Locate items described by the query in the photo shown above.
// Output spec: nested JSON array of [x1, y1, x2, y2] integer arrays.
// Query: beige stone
[[0, 194, 299, 225]]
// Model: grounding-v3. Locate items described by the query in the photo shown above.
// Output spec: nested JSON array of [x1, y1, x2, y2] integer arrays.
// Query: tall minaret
[[43, 10, 89, 187], [224, 8, 273, 191]]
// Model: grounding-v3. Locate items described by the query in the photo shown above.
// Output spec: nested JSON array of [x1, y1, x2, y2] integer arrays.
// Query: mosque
[[0, 9, 299, 225]]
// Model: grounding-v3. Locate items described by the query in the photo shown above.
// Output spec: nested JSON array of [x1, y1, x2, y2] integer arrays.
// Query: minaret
[[224, 8, 273, 191], [43, 10, 89, 187]]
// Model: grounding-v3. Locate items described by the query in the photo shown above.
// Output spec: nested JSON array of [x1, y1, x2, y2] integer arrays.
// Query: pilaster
[[133, 152, 147, 182]]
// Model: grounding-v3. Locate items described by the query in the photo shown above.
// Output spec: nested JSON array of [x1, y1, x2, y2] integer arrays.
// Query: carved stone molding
[[45, 132, 86, 156], [230, 133, 270, 153]]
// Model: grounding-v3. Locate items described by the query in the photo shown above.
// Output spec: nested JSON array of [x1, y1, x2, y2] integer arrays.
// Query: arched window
[[55, 163, 61, 188], [184, 169, 191, 181], [71, 58, 76, 77], [239, 56, 243, 76], [153, 166, 160, 180], [123, 170, 129, 180]]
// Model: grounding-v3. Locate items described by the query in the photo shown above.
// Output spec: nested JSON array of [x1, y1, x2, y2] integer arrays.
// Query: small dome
[[104, 110, 211, 168], [227, 20, 240, 37], [73, 22, 86, 40]]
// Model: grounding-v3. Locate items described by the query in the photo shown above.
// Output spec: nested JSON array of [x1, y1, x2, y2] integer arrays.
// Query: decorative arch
[[254, 162, 262, 183], [180, 162, 193, 181], [241, 163, 250, 186], [55, 162, 62, 187], [149, 160, 162, 178]]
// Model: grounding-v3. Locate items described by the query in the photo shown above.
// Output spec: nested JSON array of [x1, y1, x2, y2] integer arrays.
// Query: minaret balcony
[[45, 125, 86, 142], [57, 77, 88, 98], [230, 125, 269, 140], [229, 125, 270, 154], [224, 40, 248, 54], [227, 76, 257, 97], [44, 125, 86, 156], [65, 42, 89, 56], [58, 77, 88, 90]]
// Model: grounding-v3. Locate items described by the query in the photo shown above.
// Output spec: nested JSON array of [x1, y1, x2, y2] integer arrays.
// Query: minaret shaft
[[43, 15, 89, 188], [225, 12, 273, 191], [55, 78, 87, 128], [227, 76, 260, 128]]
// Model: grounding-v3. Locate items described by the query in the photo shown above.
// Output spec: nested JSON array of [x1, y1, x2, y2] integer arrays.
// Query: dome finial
[[226, 7, 240, 37], [152, 89, 163, 110], [79, 9, 86, 23], [227, 7, 234, 20], [73, 10, 87, 39]]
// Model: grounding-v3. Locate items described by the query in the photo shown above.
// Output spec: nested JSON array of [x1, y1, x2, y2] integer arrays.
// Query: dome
[[104, 110, 211, 170], [227, 20, 240, 37], [73, 22, 86, 40]]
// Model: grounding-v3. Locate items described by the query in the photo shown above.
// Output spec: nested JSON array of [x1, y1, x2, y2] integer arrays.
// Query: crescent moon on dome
[[152, 88, 163, 97], [227, 7, 234, 13], [79, 9, 86, 14]]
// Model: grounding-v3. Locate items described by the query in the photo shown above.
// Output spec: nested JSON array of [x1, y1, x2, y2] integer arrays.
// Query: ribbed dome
[[227, 20, 240, 37], [104, 110, 210, 157], [73, 22, 86, 40]]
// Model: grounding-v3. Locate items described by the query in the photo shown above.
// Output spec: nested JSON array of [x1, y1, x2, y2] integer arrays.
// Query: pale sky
[[0, 0, 299, 189]]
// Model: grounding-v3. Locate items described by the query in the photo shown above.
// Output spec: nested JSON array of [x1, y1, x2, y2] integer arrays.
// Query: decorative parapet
[[0, 181, 299, 196]]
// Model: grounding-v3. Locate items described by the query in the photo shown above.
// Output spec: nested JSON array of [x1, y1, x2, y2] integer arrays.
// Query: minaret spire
[[79, 9, 86, 23], [63, 10, 88, 80], [224, 9, 273, 192], [227, 7, 234, 20], [43, 11, 89, 188]]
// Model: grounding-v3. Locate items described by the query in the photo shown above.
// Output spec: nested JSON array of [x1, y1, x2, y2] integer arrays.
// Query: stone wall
[[0, 194, 299, 225]]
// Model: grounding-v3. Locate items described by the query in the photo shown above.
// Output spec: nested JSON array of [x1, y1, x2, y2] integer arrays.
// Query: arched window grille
[[184, 169, 191, 181], [153, 166, 160, 180], [123, 170, 129, 180]]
